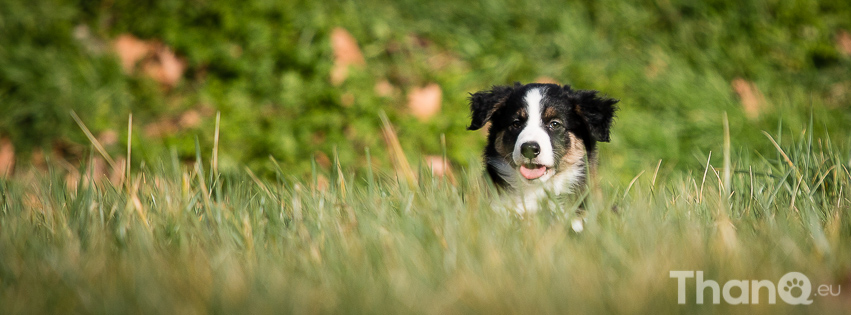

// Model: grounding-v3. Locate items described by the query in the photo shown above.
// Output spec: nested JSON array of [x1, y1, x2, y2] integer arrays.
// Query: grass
[[1, 118, 849, 314]]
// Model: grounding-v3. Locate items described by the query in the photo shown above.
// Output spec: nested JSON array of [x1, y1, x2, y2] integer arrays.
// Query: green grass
[[1, 122, 849, 313]]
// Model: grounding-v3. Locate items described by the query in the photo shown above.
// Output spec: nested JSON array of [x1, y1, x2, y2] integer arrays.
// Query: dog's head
[[468, 83, 618, 185]]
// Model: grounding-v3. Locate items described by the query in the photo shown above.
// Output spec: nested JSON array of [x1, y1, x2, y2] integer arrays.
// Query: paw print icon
[[784, 278, 805, 297], [778, 272, 813, 305]]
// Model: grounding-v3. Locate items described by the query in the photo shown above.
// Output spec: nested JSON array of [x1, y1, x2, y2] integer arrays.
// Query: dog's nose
[[520, 142, 540, 159]]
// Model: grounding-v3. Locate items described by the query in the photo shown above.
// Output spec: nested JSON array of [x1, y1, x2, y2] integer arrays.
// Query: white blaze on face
[[513, 88, 554, 167]]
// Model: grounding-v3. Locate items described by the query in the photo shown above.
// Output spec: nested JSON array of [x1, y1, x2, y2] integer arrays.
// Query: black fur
[[568, 88, 618, 142], [467, 83, 519, 131]]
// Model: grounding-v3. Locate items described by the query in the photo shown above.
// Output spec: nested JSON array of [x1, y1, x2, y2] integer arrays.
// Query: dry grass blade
[[196, 162, 214, 219], [334, 147, 347, 199], [129, 176, 150, 229], [761, 130, 812, 196], [245, 166, 273, 200], [213, 111, 221, 176], [622, 170, 644, 201], [70, 110, 117, 170], [650, 159, 662, 193], [699, 151, 712, 203], [761, 131, 796, 171], [722, 113, 731, 196], [711, 165, 723, 195], [379, 111, 416, 186], [126, 114, 132, 187]]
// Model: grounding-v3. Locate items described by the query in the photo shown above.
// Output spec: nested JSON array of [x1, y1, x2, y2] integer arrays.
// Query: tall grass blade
[[70, 110, 116, 170]]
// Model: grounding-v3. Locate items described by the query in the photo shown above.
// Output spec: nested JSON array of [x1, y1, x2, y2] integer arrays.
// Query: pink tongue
[[519, 165, 547, 180]]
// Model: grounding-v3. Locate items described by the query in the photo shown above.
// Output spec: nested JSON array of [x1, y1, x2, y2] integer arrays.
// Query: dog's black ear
[[467, 84, 516, 130], [570, 87, 619, 142]]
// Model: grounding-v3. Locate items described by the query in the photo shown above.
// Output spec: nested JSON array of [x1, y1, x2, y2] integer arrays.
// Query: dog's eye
[[548, 121, 562, 130], [511, 120, 522, 129]]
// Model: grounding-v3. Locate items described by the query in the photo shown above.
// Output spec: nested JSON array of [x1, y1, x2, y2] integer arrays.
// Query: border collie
[[468, 83, 618, 213]]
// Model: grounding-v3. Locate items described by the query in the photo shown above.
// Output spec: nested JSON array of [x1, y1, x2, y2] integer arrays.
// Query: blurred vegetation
[[1, 0, 850, 182]]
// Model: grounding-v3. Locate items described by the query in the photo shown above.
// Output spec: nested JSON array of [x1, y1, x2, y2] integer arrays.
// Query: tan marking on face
[[560, 132, 586, 167], [494, 131, 511, 157], [517, 107, 528, 121], [543, 106, 559, 121]]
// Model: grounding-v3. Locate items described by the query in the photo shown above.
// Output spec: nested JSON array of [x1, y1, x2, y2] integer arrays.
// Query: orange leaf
[[98, 130, 118, 146], [374, 80, 397, 97], [331, 28, 365, 66], [178, 110, 202, 129], [330, 27, 365, 85], [113, 34, 152, 73], [408, 83, 442, 121], [86, 156, 106, 183], [837, 30, 851, 57], [314, 151, 331, 169], [0, 137, 14, 177], [143, 44, 186, 87], [425, 155, 457, 184], [114, 34, 186, 87], [732, 78, 764, 119], [144, 120, 179, 138]]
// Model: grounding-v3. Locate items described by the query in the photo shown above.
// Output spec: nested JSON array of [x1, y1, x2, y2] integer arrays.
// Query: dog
[[467, 82, 618, 213]]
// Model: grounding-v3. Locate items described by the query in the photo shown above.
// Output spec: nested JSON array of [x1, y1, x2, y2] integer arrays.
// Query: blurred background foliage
[[1, 0, 850, 182]]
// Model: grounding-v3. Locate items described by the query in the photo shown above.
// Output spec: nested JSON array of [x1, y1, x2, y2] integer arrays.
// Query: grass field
[[2, 0, 851, 313], [1, 118, 850, 313]]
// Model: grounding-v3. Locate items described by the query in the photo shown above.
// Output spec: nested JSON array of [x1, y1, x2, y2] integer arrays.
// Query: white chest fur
[[488, 157, 586, 214]]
